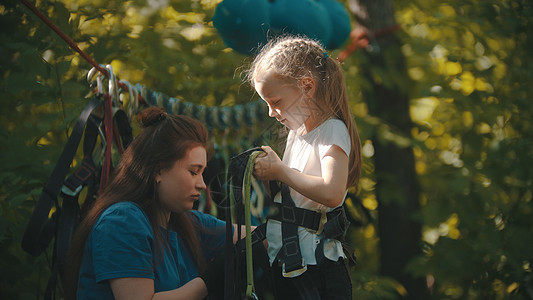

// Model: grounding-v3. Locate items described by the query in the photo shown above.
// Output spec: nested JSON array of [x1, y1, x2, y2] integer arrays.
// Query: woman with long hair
[[64, 107, 230, 300]]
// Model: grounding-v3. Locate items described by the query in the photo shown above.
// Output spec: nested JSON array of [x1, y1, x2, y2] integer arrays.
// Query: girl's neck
[[301, 116, 320, 135], [300, 111, 331, 136]]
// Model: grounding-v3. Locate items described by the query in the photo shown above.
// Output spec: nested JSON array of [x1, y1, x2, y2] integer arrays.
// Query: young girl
[[64, 107, 237, 300], [248, 35, 362, 299]]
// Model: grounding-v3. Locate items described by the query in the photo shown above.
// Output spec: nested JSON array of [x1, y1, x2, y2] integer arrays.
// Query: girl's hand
[[253, 146, 284, 181]]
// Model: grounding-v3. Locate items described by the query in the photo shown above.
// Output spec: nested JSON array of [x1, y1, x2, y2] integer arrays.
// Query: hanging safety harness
[[21, 96, 133, 300], [224, 148, 355, 300]]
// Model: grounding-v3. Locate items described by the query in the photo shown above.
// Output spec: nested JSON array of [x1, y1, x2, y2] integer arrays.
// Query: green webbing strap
[[242, 150, 263, 298]]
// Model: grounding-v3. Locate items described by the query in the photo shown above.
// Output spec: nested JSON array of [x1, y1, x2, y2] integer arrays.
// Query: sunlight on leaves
[[507, 282, 519, 294], [423, 228, 439, 245], [181, 23, 206, 41], [410, 97, 439, 124], [415, 160, 427, 174], [476, 122, 491, 134], [462, 111, 473, 128], [364, 224, 375, 239], [445, 61, 461, 76], [493, 62, 507, 80], [359, 177, 376, 192], [361, 140, 375, 158], [409, 23, 431, 39], [438, 4, 455, 17], [424, 137, 437, 150], [408, 67, 425, 81], [362, 195, 378, 211]]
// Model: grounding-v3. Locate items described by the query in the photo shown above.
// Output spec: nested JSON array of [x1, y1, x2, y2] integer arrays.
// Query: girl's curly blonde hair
[[246, 34, 362, 189]]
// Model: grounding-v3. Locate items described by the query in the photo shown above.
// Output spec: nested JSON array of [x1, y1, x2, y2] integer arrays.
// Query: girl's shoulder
[[322, 118, 348, 130], [307, 118, 349, 139], [313, 119, 351, 156]]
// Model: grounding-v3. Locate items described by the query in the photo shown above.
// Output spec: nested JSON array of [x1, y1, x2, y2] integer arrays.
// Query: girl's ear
[[300, 76, 316, 98]]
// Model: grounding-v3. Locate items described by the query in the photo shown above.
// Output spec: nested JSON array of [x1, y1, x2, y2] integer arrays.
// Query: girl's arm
[[254, 145, 348, 208], [233, 224, 257, 243], [109, 277, 208, 300]]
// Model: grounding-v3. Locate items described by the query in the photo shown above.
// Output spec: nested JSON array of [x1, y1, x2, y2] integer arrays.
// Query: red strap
[[337, 24, 402, 62], [99, 93, 114, 191]]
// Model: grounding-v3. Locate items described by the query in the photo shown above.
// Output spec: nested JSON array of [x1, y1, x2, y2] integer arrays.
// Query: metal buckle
[[246, 292, 259, 300], [61, 184, 82, 197], [307, 210, 327, 235], [282, 258, 307, 278]]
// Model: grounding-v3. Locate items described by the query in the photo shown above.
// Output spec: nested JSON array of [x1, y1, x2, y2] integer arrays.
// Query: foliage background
[[1, 0, 532, 299]]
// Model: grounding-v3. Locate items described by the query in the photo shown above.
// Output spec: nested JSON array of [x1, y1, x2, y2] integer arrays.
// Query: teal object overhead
[[212, 0, 270, 55], [316, 0, 352, 49], [269, 0, 332, 48], [213, 0, 351, 55]]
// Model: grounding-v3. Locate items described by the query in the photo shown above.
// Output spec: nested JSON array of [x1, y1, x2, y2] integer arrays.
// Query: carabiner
[[106, 64, 119, 106], [88, 65, 106, 96]]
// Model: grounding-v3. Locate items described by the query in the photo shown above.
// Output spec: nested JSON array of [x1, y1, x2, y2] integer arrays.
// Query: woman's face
[[156, 146, 207, 217], [254, 71, 316, 131]]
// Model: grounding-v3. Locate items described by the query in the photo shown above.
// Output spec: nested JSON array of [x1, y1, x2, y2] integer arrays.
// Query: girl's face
[[156, 146, 207, 219], [254, 71, 316, 131]]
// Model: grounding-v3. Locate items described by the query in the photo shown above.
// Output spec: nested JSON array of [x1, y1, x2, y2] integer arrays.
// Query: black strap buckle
[[279, 235, 307, 277], [281, 258, 307, 278]]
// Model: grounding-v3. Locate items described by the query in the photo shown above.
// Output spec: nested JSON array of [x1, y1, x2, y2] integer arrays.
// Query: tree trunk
[[348, 0, 427, 298]]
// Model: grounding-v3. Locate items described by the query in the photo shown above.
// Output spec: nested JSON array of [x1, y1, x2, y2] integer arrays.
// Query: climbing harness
[[267, 182, 354, 276], [224, 148, 356, 299], [22, 52, 133, 299], [21, 94, 133, 299]]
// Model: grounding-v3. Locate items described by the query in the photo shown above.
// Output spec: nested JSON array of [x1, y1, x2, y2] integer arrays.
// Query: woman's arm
[[108, 223, 260, 300], [110, 277, 207, 300], [254, 145, 348, 208]]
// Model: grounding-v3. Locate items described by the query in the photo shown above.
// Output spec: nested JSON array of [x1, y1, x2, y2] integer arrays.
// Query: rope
[[242, 150, 263, 298], [18, 0, 108, 77], [18, 0, 270, 133]]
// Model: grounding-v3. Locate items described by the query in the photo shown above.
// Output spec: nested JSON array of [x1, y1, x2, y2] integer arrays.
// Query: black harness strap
[[276, 183, 307, 277], [314, 207, 351, 265], [268, 202, 323, 232], [55, 108, 132, 266], [21, 97, 134, 300], [21, 97, 101, 257]]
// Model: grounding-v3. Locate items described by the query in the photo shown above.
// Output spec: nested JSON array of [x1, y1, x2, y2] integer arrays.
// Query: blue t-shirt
[[77, 202, 226, 299]]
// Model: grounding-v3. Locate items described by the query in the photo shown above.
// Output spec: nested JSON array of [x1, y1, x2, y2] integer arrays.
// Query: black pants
[[271, 259, 352, 300]]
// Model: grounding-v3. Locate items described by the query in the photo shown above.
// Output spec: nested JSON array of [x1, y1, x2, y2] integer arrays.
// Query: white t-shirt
[[266, 118, 351, 271]]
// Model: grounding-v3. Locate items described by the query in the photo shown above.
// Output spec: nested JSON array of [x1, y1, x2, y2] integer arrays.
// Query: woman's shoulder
[[103, 201, 144, 216], [96, 201, 149, 229], [189, 210, 225, 229], [189, 210, 218, 223]]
